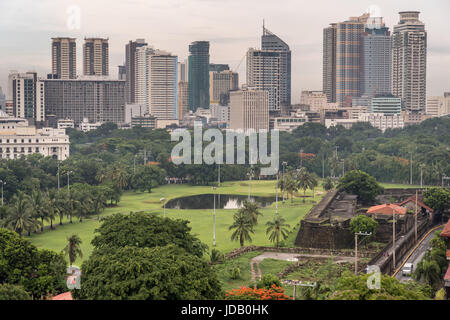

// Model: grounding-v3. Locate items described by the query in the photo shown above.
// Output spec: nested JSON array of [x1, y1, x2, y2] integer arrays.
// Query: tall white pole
[[213, 187, 216, 247], [276, 173, 279, 215], [354, 233, 358, 275], [415, 190, 418, 243], [392, 205, 396, 270]]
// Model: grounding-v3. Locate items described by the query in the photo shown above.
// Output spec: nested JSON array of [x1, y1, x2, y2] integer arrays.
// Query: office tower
[[51, 37, 77, 79], [148, 50, 178, 120], [246, 48, 281, 112], [83, 38, 109, 76], [361, 17, 392, 97], [262, 24, 291, 106], [229, 88, 269, 132], [125, 39, 148, 103], [178, 81, 188, 120], [369, 95, 402, 115], [209, 64, 229, 73], [178, 61, 187, 82], [118, 65, 126, 80], [134, 46, 152, 111], [323, 24, 337, 103], [392, 11, 427, 114], [43, 77, 125, 125], [9, 72, 45, 122], [188, 41, 210, 111], [209, 70, 239, 105]]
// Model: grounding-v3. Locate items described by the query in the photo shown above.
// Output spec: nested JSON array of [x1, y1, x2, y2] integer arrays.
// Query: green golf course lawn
[[27, 180, 422, 264]]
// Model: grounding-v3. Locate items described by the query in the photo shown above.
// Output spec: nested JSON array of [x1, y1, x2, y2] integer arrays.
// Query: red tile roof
[[445, 266, 450, 281], [442, 221, 450, 238], [52, 292, 73, 300], [367, 204, 407, 215], [399, 197, 434, 213]]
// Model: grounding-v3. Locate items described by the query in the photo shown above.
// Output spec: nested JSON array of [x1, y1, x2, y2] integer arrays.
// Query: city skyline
[[0, 0, 449, 103]]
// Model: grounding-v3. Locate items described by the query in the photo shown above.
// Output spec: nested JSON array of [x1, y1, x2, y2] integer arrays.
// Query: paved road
[[395, 227, 443, 283]]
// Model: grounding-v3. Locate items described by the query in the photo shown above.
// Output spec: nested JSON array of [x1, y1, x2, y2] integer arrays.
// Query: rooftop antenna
[[263, 19, 265, 35]]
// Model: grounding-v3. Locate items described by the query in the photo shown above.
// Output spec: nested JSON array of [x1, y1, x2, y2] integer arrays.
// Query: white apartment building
[[358, 113, 404, 131], [426, 95, 450, 118], [78, 118, 102, 132], [0, 111, 69, 160], [300, 91, 328, 112], [57, 119, 75, 130], [210, 104, 229, 124], [8, 72, 45, 122], [229, 89, 269, 133], [273, 111, 308, 132]]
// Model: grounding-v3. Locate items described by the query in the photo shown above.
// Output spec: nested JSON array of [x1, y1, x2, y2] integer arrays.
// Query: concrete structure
[[178, 61, 187, 82], [262, 24, 291, 106], [118, 65, 126, 81], [272, 111, 308, 132], [300, 91, 328, 112], [43, 77, 125, 125], [124, 104, 146, 124], [325, 118, 359, 129], [358, 113, 404, 131], [403, 112, 428, 126], [210, 104, 229, 124], [209, 64, 229, 73], [229, 89, 269, 132], [246, 48, 281, 112], [0, 87, 5, 112], [323, 23, 337, 103], [0, 111, 69, 160], [361, 18, 392, 97], [125, 39, 148, 104], [9, 72, 45, 123], [131, 114, 157, 128], [370, 95, 402, 115], [57, 119, 75, 130], [426, 95, 450, 118], [51, 37, 77, 79], [209, 70, 238, 105], [83, 38, 109, 76], [188, 41, 210, 111], [78, 117, 102, 132], [392, 12, 427, 114]]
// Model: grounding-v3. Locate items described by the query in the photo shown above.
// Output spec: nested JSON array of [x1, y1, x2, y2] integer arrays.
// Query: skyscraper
[[125, 39, 148, 104], [323, 13, 370, 105], [262, 24, 291, 106], [209, 70, 239, 105], [9, 72, 45, 122], [392, 11, 427, 114], [83, 38, 109, 76], [148, 50, 178, 120], [246, 48, 281, 112], [188, 41, 210, 111], [51, 37, 77, 79], [323, 24, 337, 103], [229, 88, 269, 132], [361, 17, 392, 97]]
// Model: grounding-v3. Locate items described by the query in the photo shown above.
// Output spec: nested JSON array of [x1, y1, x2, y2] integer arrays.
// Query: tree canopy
[[338, 170, 384, 204]]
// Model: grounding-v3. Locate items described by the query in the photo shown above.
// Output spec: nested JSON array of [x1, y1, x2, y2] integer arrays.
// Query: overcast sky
[[1, 0, 449, 102]]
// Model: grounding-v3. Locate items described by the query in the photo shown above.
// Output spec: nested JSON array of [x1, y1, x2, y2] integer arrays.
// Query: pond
[[164, 194, 276, 210]]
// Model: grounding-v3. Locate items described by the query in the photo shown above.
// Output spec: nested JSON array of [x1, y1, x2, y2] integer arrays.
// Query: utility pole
[[282, 162, 287, 202], [392, 205, 396, 270], [281, 280, 316, 300], [275, 173, 279, 215], [300, 148, 304, 168], [415, 190, 418, 243], [247, 168, 253, 200], [57, 161, 60, 190], [354, 232, 372, 274], [410, 152, 413, 185], [342, 159, 345, 177], [420, 165, 424, 188], [218, 164, 221, 187], [0, 180, 5, 206], [67, 171, 72, 192], [322, 153, 325, 179], [213, 187, 216, 247]]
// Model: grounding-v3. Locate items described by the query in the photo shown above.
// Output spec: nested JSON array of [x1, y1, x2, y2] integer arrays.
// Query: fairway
[[28, 180, 322, 262]]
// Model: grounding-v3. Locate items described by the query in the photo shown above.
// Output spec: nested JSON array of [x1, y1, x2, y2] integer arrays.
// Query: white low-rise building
[[358, 113, 404, 131], [78, 118, 102, 132], [57, 119, 75, 130], [0, 111, 69, 160]]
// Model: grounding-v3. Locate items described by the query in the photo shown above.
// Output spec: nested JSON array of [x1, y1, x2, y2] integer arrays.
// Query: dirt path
[[249, 252, 355, 282]]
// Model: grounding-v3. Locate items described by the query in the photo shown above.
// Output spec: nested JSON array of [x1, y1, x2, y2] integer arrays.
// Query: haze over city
[[1, 0, 449, 102]]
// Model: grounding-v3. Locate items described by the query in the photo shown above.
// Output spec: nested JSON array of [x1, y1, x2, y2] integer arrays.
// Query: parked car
[[402, 263, 413, 276]]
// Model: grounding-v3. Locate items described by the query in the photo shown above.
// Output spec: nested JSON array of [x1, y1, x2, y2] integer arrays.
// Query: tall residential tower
[[51, 37, 77, 79], [83, 38, 109, 76]]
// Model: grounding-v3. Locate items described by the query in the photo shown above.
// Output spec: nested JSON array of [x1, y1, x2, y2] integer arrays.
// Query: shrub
[[225, 285, 291, 300], [256, 274, 282, 289]]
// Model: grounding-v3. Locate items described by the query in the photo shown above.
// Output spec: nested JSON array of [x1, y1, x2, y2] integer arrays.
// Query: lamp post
[[67, 171, 73, 192], [354, 232, 372, 274], [0, 180, 5, 206], [213, 187, 216, 247], [160, 198, 166, 218], [275, 173, 279, 215], [57, 161, 60, 190], [282, 161, 287, 202], [300, 149, 304, 168], [247, 168, 253, 201], [218, 164, 221, 187]]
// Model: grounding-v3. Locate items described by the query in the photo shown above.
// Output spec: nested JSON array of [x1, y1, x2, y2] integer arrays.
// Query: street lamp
[[57, 161, 60, 190], [275, 172, 279, 215], [213, 187, 216, 247], [0, 180, 5, 206], [160, 198, 166, 218], [247, 168, 253, 201], [67, 171, 73, 192], [282, 161, 287, 202], [392, 204, 397, 270], [354, 232, 372, 274]]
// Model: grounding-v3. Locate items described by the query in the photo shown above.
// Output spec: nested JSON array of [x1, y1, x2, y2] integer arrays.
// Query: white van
[[402, 263, 413, 276]]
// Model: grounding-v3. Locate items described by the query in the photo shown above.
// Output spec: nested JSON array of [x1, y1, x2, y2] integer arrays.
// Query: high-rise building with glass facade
[[261, 25, 291, 106], [361, 17, 392, 97], [392, 11, 427, 114], [188, 41, 210, 111]]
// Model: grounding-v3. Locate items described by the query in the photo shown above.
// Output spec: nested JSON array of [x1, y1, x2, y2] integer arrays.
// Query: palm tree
[[282, 173, 298, 203], [413, 259, 441, 288], [322, 177, 335, 191], [266, 215, 290, 248], [329, 154, 340, 179], [30, 190, 48, 232], [47, 189, 60, 229], [229, 211, 254, 247], [111, 165, 129, 190], [75, 190, 93, 222], [92, 191, 106, 220], [238, 200, 262, 226], [63, 234, 83, 267], [4, 192, 38, 236], [296, 168, 317, 203]]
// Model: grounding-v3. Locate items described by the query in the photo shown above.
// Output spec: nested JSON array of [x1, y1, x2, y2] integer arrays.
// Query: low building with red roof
[[367, 204, 407, 216], [399, 196, 434, 221], [52, 292, 73, 300]]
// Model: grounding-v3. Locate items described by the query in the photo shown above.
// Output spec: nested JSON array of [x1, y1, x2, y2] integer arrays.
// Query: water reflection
[[164, 194, 275, 210]]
